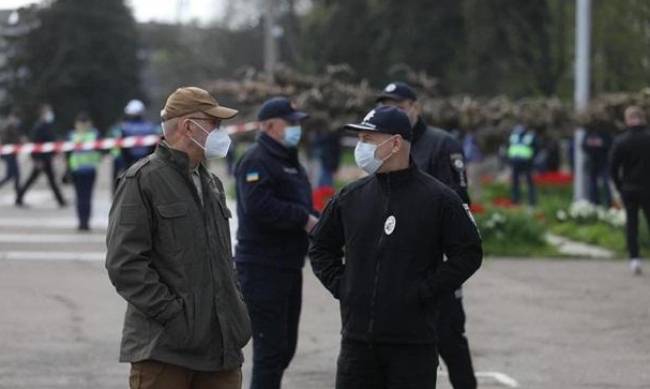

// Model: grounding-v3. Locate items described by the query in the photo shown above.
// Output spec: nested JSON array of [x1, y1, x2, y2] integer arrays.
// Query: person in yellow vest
[[507, 124, 538, 206], [66, 112, 102, 231]]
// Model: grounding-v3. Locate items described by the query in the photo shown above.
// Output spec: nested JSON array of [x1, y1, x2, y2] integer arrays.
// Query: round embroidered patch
[[384, 215, 396, 235]]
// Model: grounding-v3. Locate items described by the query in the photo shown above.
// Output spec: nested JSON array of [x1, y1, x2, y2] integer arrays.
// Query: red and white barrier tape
[[0, 121, 260, 156]]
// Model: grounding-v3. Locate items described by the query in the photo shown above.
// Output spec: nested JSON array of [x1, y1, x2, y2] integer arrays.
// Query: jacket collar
[[376, 160, 418, 185], [627, 125, 648, 132], [412, 117, 427, 144], [155, 141, 206, 176], [258, 132, 298, 162]]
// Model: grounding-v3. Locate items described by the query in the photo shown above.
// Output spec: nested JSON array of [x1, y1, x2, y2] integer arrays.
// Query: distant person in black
[[314, 127, 342, 188], [377, 82, 477, 389], [16, 104, 67, 207], [610, 105, 650, 275], [310, 106, 482, 389], [0, 110, 24, 196], [582, 124, 613, 207]]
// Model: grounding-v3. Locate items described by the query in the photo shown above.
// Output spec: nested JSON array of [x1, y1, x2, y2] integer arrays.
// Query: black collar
[[627, 125, 647, 132], [412, 117, 427, 144], [258, 133, 298, 163], [376, 160, 418, 185]]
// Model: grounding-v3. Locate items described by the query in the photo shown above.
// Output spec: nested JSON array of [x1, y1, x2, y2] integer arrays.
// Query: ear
[[392, 135, 402, 153]]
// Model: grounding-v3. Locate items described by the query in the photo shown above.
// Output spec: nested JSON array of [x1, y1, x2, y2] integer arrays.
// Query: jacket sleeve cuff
[[153, 299, 183, 325]]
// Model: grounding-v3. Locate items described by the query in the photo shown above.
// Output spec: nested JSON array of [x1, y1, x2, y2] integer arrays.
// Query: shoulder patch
[[246, 171, 260, 183], [125, 157, 151, 178], [450, 153, 465, 171]]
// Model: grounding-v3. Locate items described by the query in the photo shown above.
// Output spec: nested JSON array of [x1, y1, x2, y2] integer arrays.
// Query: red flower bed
[[533, 171, 573, 187], [469, 203, 486, 214], [492, 197, 517, 208]]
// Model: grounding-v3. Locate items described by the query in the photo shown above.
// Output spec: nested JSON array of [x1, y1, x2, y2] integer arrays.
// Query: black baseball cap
[[257, 97, 309, 122], [344, 106, 412, 141], [376, 81, 417, 103]]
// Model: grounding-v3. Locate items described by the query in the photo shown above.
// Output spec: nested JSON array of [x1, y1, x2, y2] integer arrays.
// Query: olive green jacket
[[106, 143, 251, 372]]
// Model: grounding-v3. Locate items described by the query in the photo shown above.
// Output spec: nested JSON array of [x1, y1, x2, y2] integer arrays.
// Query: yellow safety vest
[[507, 132, 535, 160], [69, 130, 102, 171]]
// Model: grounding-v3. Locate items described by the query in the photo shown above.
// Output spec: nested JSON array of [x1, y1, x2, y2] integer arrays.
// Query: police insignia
[[384, 215, 396, 235], [246, 172, 260, 182], [450, 154, 465, 171]]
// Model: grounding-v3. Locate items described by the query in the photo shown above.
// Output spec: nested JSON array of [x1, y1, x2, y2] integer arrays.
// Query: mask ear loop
[[375, 135, 398, 162]]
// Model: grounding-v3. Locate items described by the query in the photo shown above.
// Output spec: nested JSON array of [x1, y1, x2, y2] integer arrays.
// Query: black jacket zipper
[[368, 174, 391, 337]]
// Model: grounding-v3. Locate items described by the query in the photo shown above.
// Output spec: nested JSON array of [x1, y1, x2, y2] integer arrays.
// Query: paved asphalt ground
[[1, 159, 649, 389]]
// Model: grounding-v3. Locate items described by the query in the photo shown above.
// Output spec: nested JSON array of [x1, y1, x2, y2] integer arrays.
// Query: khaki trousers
[[129, 360, 242, 389]]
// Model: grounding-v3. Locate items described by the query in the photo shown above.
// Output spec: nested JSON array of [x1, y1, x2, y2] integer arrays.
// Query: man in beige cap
[[106, 87, 252, 389]]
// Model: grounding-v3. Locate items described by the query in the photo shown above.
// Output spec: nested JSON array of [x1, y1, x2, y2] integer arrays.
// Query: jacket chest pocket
[[155, 202, 192, 256], [277, 172, 308, 203]]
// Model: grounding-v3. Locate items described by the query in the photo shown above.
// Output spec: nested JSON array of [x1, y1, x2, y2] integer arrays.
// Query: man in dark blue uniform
[[111, 99, 159, 193], [377, 82, 477, 389], [234, 97, 318, 389]]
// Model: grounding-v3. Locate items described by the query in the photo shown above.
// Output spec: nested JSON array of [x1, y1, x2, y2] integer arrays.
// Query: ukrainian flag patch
[[246, 172, 260, 182]]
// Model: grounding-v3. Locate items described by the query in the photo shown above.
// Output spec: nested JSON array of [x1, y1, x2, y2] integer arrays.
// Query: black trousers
[[72, 170, 96, 229], [336, 339, 438, 389], [622, 190, 650, 259], [437, 291, 477, 389], [16, 158, 66, 206], [511, 160, 537, 206], [237, 263, 302, 389], [0, 154, 20, 194]]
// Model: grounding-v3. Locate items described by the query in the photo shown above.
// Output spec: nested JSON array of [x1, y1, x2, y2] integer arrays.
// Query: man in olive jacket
[[106, 87, 252, 389]]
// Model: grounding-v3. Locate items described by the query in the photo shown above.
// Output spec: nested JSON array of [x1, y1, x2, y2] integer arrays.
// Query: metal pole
[[574, 0, 591, 201], [263, 0, 278, 82]]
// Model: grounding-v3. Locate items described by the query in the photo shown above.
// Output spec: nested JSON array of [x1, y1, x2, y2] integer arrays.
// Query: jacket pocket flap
[[156, 202, 188, 218]]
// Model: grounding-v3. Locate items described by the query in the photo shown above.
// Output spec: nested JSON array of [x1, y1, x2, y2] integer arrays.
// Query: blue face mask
[[284, 126, 302, 147]]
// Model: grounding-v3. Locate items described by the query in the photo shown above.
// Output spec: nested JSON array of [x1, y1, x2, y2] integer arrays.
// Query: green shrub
[[476, 208, 556, 257]]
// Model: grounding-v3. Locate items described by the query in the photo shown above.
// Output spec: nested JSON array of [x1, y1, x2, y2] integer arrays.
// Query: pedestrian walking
[[0, 110, 23, 196], [610, 105, 650, 275], [15, 104, 67, 207]]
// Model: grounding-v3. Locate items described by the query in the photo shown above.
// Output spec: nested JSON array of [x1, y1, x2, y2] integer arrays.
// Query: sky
[[2, 0, 226, 24]]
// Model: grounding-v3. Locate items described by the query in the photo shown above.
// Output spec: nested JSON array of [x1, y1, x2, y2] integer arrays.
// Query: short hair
[[624, 105, 646, 122]]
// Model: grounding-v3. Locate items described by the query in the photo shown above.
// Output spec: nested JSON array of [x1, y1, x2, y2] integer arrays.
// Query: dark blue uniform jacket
[[235, 133, 314, 269]]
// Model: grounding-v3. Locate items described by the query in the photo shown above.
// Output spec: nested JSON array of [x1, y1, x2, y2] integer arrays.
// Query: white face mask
[[189, 120, 231, 160], [354, 137, 393, 175]]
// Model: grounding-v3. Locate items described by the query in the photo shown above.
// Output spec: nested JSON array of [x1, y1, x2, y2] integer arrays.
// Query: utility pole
[[176, 0, 190, 24], [263, 0, 280, 82], [574, 0, 591, 201]]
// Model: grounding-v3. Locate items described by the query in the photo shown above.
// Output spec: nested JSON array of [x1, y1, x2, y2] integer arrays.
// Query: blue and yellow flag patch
[[246, 172, 260, 183]]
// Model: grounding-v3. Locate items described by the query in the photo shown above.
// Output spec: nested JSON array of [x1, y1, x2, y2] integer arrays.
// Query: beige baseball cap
[[160, 86, 238, 121]]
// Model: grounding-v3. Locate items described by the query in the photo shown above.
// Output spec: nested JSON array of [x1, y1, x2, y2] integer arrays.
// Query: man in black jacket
[[610, 105, 650, 275], [234, 97, 318, 389], [310, 106, 482, 389], [16, 104, 67, 207], [377, 82, 477, 389]]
